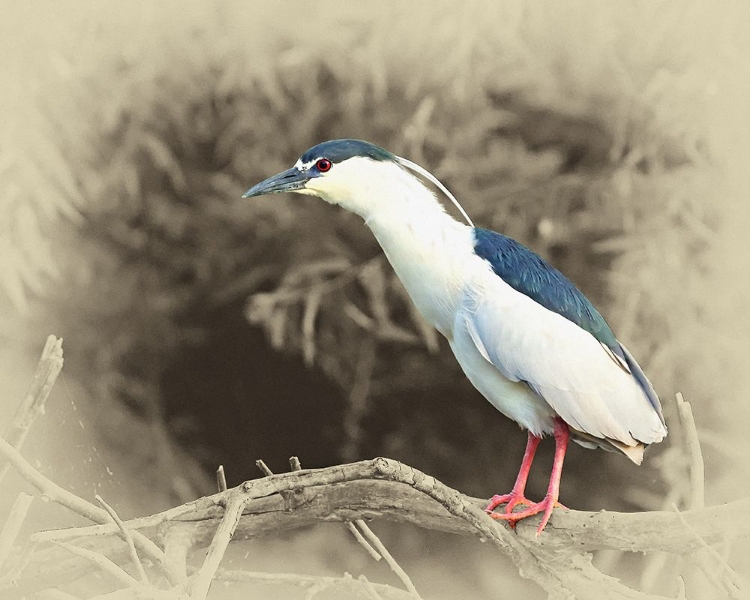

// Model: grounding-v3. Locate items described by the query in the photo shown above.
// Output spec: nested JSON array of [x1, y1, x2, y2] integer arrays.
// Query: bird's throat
[[366, 204, 477, 338]]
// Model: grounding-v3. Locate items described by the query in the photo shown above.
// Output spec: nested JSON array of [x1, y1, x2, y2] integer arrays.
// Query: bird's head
[[243, 139, 473, 225]]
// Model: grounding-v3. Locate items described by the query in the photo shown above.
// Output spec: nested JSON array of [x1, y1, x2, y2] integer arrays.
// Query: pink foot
[[484, 491, 534, 517], [488, 494, 566, 535]]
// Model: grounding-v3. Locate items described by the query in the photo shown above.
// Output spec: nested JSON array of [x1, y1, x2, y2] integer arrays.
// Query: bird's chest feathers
[[367, 211, 477, 337]]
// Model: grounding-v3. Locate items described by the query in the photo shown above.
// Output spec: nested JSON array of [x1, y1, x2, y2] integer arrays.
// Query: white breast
[[367, 208, 476, 338]]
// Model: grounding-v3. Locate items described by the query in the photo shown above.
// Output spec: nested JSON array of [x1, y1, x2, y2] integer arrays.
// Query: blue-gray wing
[[460, 267, 667, 450], [473, 227, 665, 426]]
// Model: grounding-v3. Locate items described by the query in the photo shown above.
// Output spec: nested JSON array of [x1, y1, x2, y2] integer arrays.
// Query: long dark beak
[[242, 167, 311, 198]]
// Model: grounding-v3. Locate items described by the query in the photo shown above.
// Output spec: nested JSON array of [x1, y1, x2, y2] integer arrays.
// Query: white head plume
[[394, 155, 474, 227]]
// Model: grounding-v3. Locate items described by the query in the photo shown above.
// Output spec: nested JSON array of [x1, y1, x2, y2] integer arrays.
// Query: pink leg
[[484, 432, 540, 515], [488, 419, 570, 536]]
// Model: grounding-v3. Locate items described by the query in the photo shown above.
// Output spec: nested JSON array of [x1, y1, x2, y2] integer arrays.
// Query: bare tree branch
[[0, 436, 181, 585], [0, 492, 34, 569], [53, 541, 141, 589], [354, 520, 421, 599], [0, 436, 109, 523], [287, 456, 419, 597], [672, 504, 748, 599], [675, 392, 705, 510], [0, 335, 63, 485], [2, 337, 744, 600], [187, 490, 250, 600], [215, 465, 227, 493], [347, 521, 383, 561], [96, 495, 149, 584], [15, 458, 749, 599]]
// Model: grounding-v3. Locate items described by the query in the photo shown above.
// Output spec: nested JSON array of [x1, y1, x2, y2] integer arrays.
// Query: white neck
[[304, 157, 478, 336], [358, 168, 476, 338]]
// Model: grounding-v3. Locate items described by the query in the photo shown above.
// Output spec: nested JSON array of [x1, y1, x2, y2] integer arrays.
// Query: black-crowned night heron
[[243, 139, 667, 534]]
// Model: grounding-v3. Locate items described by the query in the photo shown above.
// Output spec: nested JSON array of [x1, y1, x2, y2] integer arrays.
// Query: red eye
[[316, 158, 332, 172]]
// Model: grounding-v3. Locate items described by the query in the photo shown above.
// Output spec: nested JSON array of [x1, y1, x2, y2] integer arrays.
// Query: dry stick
[[255, 459, 273, 477], [642, 393, 705, 593], [346, 522, 382, 561], [25, 459, 741, 600], [672, 505, 749, 600], [273, 458, 381, 563], [53, 541, 140, 589], [245, 459, 580, 599], [162, 524, 194, 582], [289, 456, 302, 472], [36, 481, 750, 554], [96, 495, 148, 584], [0, 437, 109, 523], [0, 436, 180, 585], [675, 393, 705, 510], [359, 574, 386, 600], [0, 336, 179, 585], [0, 492, 34, 568], [256, 458, 308, 511], [216, 465, 227, 493], [187, 491, 250, 600], [296, 457, 391, 589], [674, 393, 717, 598], [291, 456, 383, 564], [355, 522, 421, 599], [0, 335, 64, 486], [675, 577, 687, 600]]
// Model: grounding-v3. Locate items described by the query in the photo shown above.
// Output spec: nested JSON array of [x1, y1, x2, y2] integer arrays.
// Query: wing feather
[[462, 270, 667, 447]]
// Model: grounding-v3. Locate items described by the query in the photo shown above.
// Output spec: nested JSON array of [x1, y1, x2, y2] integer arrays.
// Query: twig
[[347, 522, 382, 561], [354, 522, 421, 598], [291, 457, 383, 563], [53, 541, 140, 589], [672, 504, 748, 600], [255, 459, 273, 477], [0, 436, 179, 585], [0, 492, 34, 568], [187, 491, 250, 600], [216, 465, 227, 493], [0, 436, 109, 523], [96, 495, 148, 584], [30, 470, 750, 553], [256, 458, 304, 510], [19, 459, 748, 600], [359, 574, 386, 600], [675, 577, 687, 600], [0, 335, 64, 485], [163, 524, 194, 582], [675, 393, 705, 509]]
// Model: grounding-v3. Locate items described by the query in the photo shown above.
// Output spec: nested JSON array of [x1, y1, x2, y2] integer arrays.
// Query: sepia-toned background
[[1, 1, 749, 598]]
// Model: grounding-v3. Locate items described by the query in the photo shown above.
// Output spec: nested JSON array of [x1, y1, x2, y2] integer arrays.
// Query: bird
[[243, 139, 667, 535]]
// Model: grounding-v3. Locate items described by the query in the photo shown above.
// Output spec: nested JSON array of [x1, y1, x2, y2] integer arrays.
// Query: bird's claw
[[486, 494, 567, 535], [484, 492, 534, 516]]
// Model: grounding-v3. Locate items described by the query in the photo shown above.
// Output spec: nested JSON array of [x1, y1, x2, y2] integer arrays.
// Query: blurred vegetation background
[[1, 1, 749, 598]]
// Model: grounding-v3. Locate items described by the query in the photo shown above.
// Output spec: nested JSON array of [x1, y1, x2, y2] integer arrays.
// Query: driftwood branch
[[187, 490, 250, 600], [0, 436, 181, 586], [0, 493, 34, 567], [261, 456, 422, 598], [96, 495, 149, 585], [9, 458, 748, 600], [2, 335, 747, 600], [0, 335, 63, 485]]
